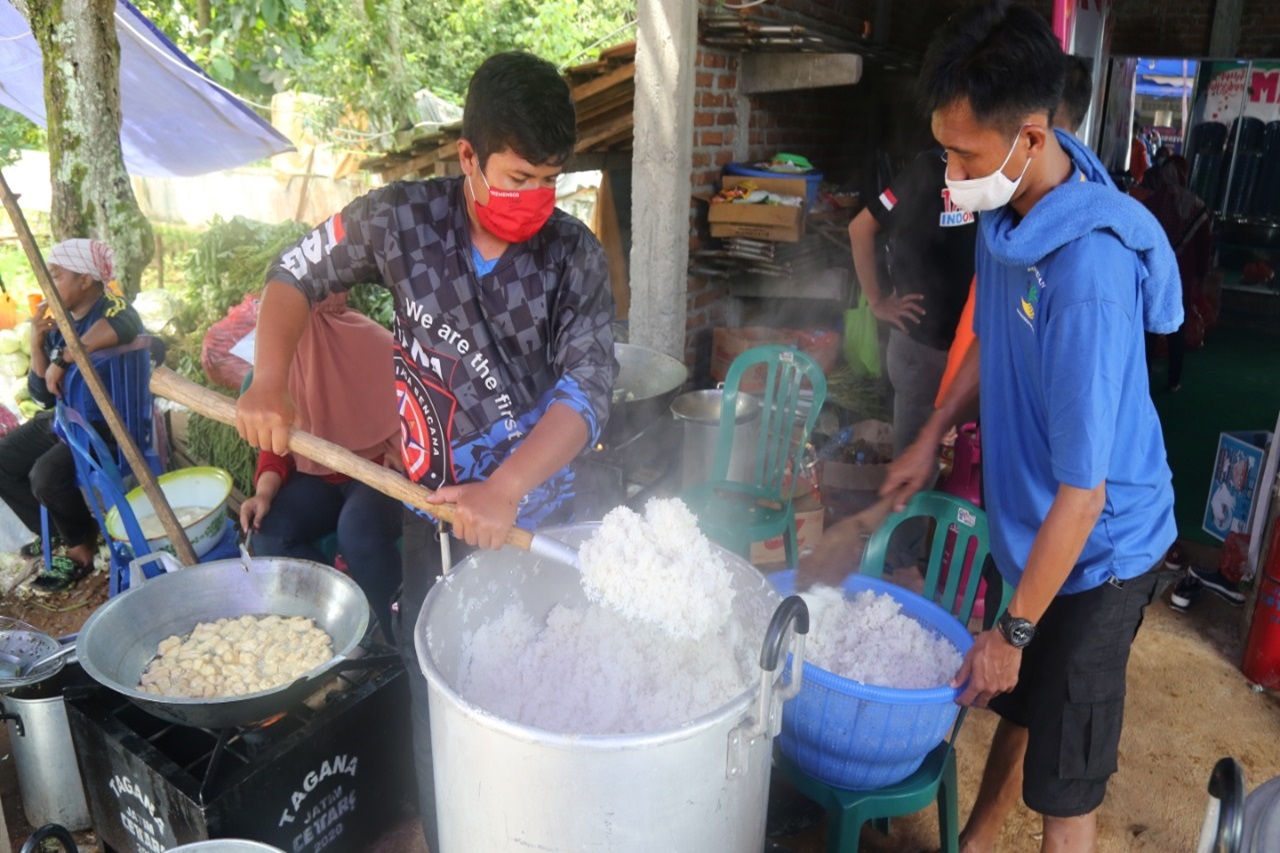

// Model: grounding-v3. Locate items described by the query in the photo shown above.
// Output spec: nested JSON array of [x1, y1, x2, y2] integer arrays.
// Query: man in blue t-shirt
[[882, 3, 1180, 851]]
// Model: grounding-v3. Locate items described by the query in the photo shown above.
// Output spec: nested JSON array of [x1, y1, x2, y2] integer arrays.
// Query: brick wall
[[685, 0, 941, 376], [1107, 0, 1280, 58]]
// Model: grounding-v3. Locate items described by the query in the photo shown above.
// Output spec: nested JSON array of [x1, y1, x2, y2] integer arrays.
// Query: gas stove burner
[[67, 643, 415, 853]]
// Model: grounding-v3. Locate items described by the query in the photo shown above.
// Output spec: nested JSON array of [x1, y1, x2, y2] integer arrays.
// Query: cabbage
[[0, 329, 20, 355], [14, 322, 30, 355], [133, 290, 180, 333], [0, 351, 29, 378]]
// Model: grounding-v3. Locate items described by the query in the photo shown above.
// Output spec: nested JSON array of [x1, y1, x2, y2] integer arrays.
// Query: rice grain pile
[[455, 498, 756, 733], [577, 499, 735, 641], [800, 585, 962, 690]]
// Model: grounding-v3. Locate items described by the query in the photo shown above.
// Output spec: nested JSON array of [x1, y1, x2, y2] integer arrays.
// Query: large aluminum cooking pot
[[605, 342, 688, 448], [417, 523, 807, 853], [2, 661, 92, 831], [76, 556, 369, 729]]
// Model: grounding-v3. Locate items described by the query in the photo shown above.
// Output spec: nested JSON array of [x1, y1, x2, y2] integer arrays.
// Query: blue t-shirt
[[974, 226, 1177, 594]]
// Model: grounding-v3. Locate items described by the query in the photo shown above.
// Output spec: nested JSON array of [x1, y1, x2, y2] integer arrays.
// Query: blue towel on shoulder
[[981, 129, 1184, 334]]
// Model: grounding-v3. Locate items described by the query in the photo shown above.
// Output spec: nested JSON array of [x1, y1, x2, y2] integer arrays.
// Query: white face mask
[[945, 129, 1032, 213]]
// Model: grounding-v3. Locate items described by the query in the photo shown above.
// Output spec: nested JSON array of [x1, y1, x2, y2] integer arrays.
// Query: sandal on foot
[[19, 536, 60, 558], [31, 555, 93, 594]]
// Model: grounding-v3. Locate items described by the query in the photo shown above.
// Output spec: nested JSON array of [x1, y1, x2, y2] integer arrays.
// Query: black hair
[[917, 0, 1066, 133], [462, 51, 576, 169], [1058, 55, 1093, 133]]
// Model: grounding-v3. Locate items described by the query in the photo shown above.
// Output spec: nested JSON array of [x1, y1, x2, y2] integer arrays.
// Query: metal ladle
[[8, 643, 77, 679]]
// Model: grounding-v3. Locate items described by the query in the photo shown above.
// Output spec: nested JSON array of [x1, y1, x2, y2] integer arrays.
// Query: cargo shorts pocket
[[1059, 668, 1126, 780]]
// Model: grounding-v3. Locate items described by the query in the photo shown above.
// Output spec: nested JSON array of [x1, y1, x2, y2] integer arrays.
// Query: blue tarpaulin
[[0, 0, 294, 177], [1136, 58, 1198, 99]]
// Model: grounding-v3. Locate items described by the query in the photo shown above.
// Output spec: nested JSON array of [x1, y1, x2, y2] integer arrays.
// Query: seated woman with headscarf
[[239, 292, 402, 638], [0, 239, 144, 592]]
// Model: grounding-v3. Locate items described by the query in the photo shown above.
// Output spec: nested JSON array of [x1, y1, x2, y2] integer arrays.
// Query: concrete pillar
[[629, 0, 698, 359]]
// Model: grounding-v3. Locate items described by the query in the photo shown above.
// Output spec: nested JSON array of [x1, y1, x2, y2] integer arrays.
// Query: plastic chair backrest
[[54, 404, 152, 565], [60, 336, 158, 478], [860, 490, 1004, 626], [713, 345, 827, 498]]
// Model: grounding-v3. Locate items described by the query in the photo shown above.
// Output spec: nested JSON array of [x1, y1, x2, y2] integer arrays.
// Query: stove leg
[[198, 728, 234, 805]]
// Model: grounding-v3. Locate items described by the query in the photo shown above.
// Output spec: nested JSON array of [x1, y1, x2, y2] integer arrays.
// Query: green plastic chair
[[680, 344, 827, 570], [773, 490, 1014, 853]]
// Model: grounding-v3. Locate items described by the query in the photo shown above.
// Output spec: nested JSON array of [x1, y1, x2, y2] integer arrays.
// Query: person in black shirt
[[849, 148, 977, 456], [0, 239, 143, 592]]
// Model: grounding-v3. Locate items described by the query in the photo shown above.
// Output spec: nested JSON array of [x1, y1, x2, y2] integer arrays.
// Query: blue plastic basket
[[770, 570, 973, 789]]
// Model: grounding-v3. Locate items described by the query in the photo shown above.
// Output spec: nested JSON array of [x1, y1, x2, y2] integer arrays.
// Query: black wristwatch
[[996, 611, 1036, 648], [50, 348, 69, 369]]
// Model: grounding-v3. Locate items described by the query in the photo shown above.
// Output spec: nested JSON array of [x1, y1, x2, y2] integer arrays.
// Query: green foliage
[[347, 283, 394, 331], [0, 109, 46, 166], [130, 0, 636, 140], [169, 216, 308, 381], [187, 412, 258, 496]]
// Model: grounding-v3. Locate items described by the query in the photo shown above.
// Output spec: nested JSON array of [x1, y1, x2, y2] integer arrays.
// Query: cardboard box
[[750, 493, 824, 565], [820, 419, 894, 521], [708, 176, 808, 243]]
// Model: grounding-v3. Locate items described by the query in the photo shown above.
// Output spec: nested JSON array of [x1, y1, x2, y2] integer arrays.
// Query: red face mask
[[470, 167, 556, 243]]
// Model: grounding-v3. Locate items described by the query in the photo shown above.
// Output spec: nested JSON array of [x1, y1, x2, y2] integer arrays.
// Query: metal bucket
[[1, 662, 91, 831], [416, 523, 806, 853], [671, 389, 761, 489]]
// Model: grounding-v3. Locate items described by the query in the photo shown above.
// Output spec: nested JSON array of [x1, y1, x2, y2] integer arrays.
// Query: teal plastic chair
[[773, 490, 1014, 853], [680, 344, 827, 570]]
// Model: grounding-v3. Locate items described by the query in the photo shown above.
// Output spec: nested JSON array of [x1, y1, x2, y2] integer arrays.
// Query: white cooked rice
[[577, 498, 736, 642], [455, 498, 754, 733], [799, 585, 962, 690], [457, 601, 752, 733]]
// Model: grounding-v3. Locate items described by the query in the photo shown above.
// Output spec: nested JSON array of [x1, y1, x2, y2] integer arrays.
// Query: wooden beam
[[0, 170, 198, 566], [381, 146, 444, 182], [576, 114, 634, 152], [1209, 0, 1244, 56], [740, 53, 863, 94], [572, 63, 637, 104]]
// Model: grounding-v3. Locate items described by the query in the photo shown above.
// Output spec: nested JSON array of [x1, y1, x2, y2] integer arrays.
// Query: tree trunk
[[19, 0, 154, 298], [197, 0, 211, 51]]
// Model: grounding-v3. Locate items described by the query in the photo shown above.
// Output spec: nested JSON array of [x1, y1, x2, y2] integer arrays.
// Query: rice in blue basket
[[800, 585, 962, 689]]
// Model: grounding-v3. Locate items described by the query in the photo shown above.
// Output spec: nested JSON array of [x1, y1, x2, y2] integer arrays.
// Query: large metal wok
[[605, 342, 688, 447], [76, 556, 369, 729]]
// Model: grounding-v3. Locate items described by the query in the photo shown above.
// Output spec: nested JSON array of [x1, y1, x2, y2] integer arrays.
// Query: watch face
[[1000, 613, 1035, 647], [1010, 620, 1035, 646]]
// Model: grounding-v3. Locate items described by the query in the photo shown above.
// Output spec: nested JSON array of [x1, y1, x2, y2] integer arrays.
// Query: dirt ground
[[3, 546, 1279, 852]]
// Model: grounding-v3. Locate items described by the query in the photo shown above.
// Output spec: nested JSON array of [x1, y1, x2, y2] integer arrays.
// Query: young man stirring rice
[[881, 2, 1180, 850], [237, 52, 616, 851]]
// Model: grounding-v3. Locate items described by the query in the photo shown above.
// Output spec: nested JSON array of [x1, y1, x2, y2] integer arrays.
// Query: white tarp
[[0, 0, 294, 177]]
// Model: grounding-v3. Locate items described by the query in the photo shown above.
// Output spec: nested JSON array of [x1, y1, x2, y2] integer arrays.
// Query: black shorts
[[987, 568, 1159, 818]]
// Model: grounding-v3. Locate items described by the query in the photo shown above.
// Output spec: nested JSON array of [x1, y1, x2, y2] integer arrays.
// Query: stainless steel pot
[[416, 523, 807, 852], [605, 342, 688, 448], [2, 661, 91, 831], [671, 389, 762, 488], [76, 556, 370, 728]]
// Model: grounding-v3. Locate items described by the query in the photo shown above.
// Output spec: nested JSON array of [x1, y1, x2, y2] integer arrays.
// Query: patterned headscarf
[[47, 239, 115, 285]]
